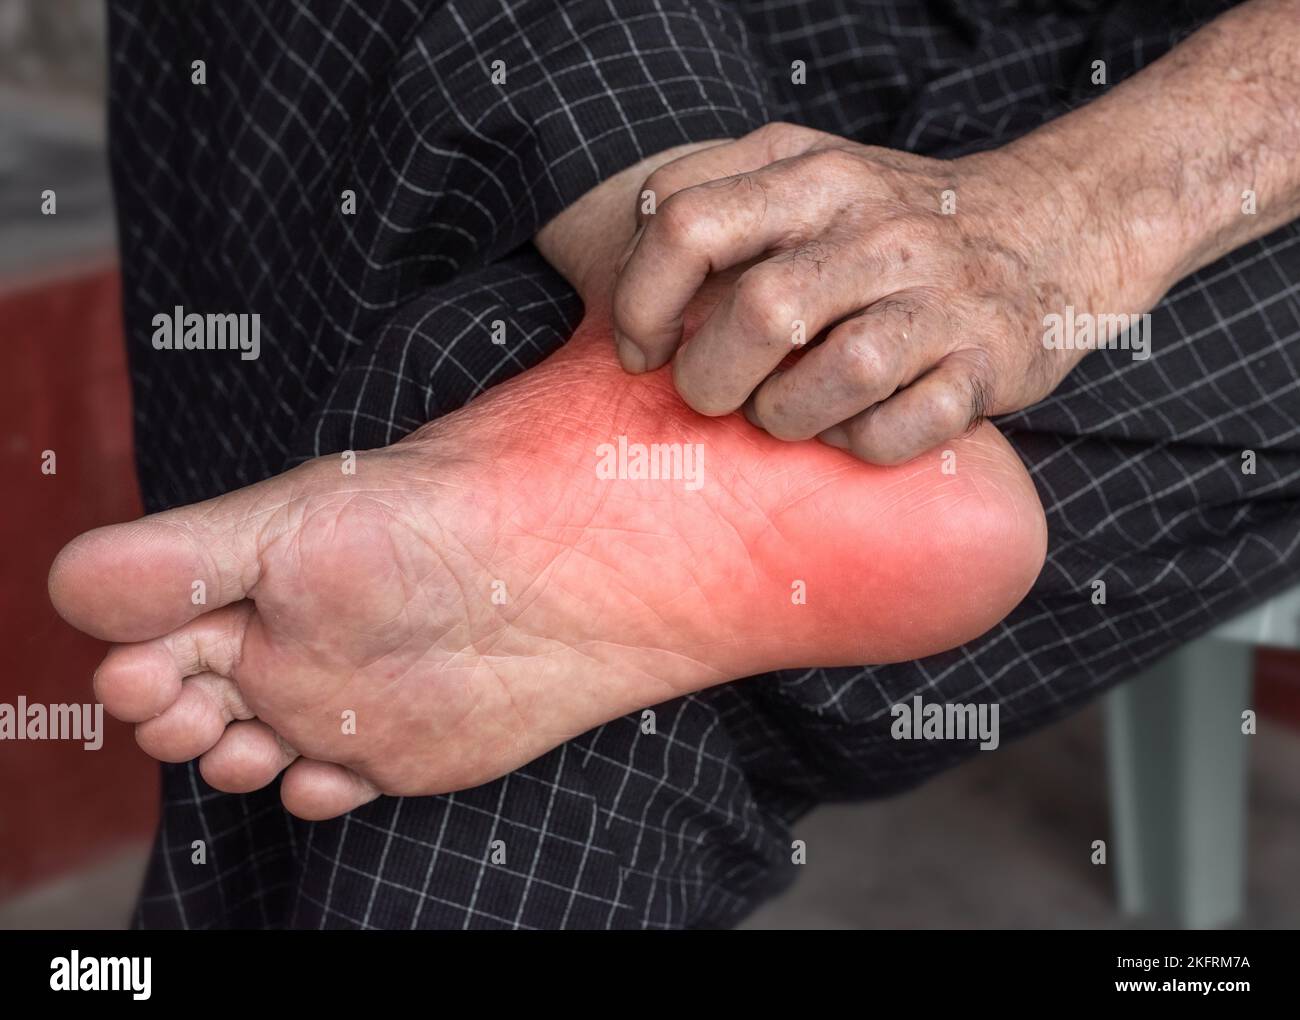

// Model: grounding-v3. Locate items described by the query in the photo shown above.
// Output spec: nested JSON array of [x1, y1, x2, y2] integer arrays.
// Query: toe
[[94, 643, 184, 723], [199, 720, 297, 793], [280, 759, 381, 820], [95, 602, 252, 724], [135, 672, 251, 762], [47, 468, 293, 642]]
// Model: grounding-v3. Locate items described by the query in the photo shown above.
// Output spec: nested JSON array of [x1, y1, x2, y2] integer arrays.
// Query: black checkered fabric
[[107, 0, 1300, 928]]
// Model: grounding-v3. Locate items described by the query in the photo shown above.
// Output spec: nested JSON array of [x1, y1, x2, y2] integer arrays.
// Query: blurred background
[[2, 0, 1299, 930], [0, 0, 155, 927]]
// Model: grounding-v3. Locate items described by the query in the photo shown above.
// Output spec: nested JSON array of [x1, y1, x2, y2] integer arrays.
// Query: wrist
[[990, 129, 1187, 318], [993, 0, 1300, 317]]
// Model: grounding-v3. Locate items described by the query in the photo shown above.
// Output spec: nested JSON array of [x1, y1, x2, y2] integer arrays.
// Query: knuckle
[[872, 294, 925, 334], [751, 120, 813, 153], [640, 165, 685, 208], [840, 332, 894, 393], [753, 120, 796, 141], [733, 269, 801, 340], [870, 214, 930, 252], [639, 168, 669, 207], [873, 291, 940, 352], [805, 145, 859, 178], [653, 191, 712, 248], [929, 377, 982, 433], [750, 121, 790, 147]]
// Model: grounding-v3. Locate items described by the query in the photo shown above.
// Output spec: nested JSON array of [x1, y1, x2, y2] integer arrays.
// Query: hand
[[610, 123, 1145, 464]]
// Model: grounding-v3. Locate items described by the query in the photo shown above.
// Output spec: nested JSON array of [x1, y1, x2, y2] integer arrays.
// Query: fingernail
[[819, 425, 849, 450], [615, 332, 647, 373]]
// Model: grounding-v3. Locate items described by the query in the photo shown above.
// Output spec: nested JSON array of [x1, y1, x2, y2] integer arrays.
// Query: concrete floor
[[4, 703, 1297, 929], [744, 704, 1300, 929]]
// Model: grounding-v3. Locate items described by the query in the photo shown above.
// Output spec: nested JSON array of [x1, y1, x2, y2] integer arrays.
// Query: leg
[[1105, 639, 1251, 928]]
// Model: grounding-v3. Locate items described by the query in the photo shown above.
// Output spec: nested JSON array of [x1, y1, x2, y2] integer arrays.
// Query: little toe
[[280, 758, 381, 821]]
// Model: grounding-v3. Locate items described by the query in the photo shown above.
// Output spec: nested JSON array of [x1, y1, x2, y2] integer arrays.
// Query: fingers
[[631, 122, 824, 229], [746, 291, 947, 440], [674, 243, 904, 415], [819, 349, 994, 465], [613, 143, 844, 374], [279, 758, 381, 821], [613, 128, 1005, 465]]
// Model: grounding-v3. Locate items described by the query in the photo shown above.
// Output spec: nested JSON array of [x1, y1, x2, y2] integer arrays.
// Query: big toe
[[50, 520, 214, 642], [48, 488, 271, 643]]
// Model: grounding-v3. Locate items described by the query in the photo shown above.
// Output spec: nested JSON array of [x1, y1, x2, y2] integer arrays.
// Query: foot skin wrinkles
[[49, 302, 1047, 820]]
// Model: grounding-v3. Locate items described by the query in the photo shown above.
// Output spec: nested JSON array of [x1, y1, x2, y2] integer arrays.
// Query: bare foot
[[48, 298, 1046, 819]]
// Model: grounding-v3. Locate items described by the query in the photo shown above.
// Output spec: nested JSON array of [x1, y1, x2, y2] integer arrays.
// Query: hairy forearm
[[1005, 0, 1300, 311], [539, 0, 1300, 355]]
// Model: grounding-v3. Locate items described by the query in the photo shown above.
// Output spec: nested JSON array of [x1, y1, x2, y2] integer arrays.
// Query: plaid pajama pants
[[107, 0, 1300, 928]]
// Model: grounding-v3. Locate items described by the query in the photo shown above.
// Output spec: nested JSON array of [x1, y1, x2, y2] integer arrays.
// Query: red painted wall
[[0, 267, 156, 898]]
